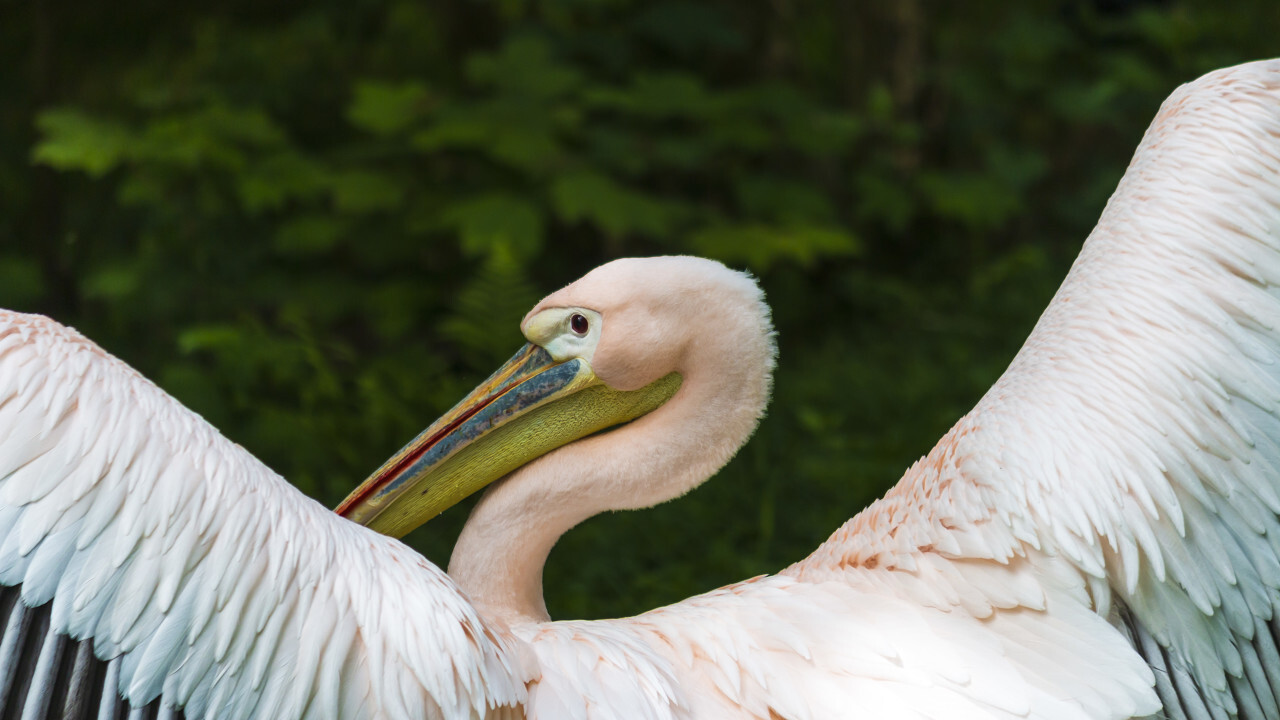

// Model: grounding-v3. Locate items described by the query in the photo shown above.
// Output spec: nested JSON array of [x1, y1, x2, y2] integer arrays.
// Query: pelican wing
[[785, 60, 1280, 718], [520, 562, 1154, 720], [0, 312, 527, 719]]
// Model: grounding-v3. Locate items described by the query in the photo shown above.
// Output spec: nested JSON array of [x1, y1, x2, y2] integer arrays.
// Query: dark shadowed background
[[1, 0, 1276, 619]]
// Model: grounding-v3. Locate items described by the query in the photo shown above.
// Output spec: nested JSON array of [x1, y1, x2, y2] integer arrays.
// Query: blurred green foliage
[[2, 0, 1278, 619]]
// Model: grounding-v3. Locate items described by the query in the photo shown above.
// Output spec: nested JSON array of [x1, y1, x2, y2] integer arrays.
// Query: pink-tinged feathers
[[0, 312, 528, 719], [786, 59, 1280, 717]]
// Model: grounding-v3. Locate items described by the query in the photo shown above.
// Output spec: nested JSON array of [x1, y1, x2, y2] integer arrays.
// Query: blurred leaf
[[971, 245, 1052, 302], [364, 281, 424, 342], [444, 194, 543, 259], [551, 171, 683, 237], [410, 111, 491, 152], [138, 105, 285, 169], [412, 103, 563, 171], [236, 153, 330, 213], [467, 35, 580, 99], [585, 73, 709, 118], [689, 223, 859, 270], [786, 112, 863, 157], [82, 263, 141, 300], [440, 247, 540, 364], [630, 3, 744, 54], [917, 171, 1022, 232], [735, 176, 836, 225], [330, 170, 404, 213], [854, 174, 915, 233], [160, 362, 233, 429], [348, 81, 430, 135], [274, 215, 345, 255], [33, 110, 135, 177], [178, 324, 246, 353], [0, 257, 45, 306]]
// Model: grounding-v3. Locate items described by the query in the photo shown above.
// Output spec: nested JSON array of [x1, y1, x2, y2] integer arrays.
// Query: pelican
[[3, 59, 1280, 720]]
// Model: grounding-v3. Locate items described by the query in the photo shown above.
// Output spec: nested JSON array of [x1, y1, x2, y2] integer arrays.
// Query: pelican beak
[[335, 342, 681, 538]]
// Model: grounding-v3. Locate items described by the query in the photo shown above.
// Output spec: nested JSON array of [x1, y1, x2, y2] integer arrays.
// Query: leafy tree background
[[2, 0, 1277, 619]]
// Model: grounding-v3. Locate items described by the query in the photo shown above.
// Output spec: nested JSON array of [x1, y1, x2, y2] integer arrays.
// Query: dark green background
[[2, 0, 1276, 619]]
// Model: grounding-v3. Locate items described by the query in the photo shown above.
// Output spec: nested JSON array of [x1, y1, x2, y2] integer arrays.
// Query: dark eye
[[570, 313, 589, 335]]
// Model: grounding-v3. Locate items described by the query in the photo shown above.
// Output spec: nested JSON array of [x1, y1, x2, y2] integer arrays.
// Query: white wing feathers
[[0, 312, 527, 719], [972, 61, 1280, 718], [787, 60, 1280, 718], [522, 555, 1154, 720]]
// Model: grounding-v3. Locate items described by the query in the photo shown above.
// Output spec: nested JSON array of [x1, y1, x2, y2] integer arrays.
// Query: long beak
[[335, 343, 681, 538]]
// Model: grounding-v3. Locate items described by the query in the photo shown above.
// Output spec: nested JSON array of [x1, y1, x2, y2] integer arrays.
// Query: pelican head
[[338, 256, 775, 621]]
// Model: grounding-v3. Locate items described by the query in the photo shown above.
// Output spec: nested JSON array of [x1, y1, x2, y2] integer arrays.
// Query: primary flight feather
[[3, 59, 1280, 719]]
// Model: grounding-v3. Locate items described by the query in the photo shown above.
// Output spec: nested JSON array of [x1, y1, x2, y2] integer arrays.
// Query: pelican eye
[[570, 313, 589, 335]]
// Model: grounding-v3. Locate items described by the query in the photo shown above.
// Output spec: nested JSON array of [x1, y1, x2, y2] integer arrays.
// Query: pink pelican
[[3, 60, 1280, 719]]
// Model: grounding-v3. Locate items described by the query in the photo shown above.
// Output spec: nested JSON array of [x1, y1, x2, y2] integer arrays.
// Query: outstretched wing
[[789, 59, 1280, 719], [0, 312, 528, 719]]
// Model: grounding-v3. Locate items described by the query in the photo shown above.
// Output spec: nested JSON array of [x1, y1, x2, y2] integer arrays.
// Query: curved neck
[[448, 326, 773, 625]]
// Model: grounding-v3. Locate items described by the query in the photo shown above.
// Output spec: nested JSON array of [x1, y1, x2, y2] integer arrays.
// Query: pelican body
[[5, 60, 1280, 719]]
